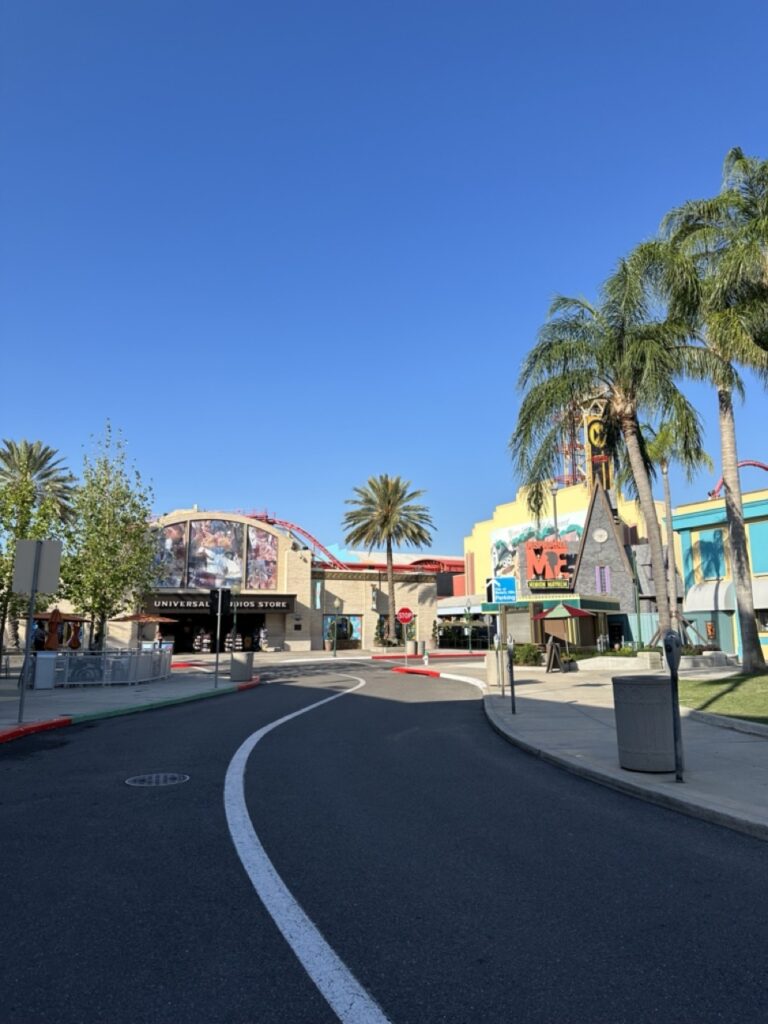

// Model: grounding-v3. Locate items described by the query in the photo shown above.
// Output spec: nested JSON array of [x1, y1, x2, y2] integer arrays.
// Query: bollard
[[422, 651, 429, 667]]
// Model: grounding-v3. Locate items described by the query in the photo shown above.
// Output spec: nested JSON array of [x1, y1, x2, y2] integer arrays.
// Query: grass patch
[[677, 673, 768, 726]]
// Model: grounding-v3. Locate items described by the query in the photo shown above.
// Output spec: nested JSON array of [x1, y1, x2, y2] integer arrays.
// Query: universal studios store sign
[[146, 595, 296, 614]]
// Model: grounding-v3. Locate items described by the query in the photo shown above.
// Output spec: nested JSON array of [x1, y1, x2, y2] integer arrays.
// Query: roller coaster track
[[708, 460, 768, 498], [246, 513, 349, 569]]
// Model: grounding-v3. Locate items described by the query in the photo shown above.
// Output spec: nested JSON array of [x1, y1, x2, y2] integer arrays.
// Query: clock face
[[592, 527, 608, 544]]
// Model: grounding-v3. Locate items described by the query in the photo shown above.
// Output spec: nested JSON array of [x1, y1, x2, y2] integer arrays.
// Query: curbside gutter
[[483, 697, 768, 844], [0, 677, 261, 746]]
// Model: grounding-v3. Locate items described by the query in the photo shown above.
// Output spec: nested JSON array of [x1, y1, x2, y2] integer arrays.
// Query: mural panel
[[153, 522, 187, 588], [491, 512, 586, 579], [187, 520, 244, 588], [246, 525, 278, 590]]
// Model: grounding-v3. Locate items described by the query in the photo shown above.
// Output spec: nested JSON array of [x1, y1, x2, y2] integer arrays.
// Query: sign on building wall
[[525, 538, 576, 591], [586, 418, 612, 492]]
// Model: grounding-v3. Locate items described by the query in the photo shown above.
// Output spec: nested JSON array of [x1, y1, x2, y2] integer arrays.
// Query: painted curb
[[483, 698, 768, 844], [0, 716, 73, 745], [0, 677, 261, 744], [391, 666, 440, 678]]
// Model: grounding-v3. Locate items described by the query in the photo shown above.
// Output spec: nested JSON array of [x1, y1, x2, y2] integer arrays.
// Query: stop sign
[[397, 607, 414, 625]]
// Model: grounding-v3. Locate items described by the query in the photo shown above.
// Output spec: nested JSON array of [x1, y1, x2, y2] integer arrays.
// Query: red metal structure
[[708, 460, 768, 498], [246, 512, 349, 569]]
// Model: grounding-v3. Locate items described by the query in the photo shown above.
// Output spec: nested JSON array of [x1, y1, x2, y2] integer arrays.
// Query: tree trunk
[[386, 538, 396, 645], [621, 417, 671, 635], [718, 386, 765, 671], [661, 463, 680, 632]]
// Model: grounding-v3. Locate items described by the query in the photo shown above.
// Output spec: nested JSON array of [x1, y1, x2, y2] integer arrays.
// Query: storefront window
[[187, 520, 244, 588], [246, 526, 278, 590], [323, 615, 362, 643], [153, 523, 187, 587]]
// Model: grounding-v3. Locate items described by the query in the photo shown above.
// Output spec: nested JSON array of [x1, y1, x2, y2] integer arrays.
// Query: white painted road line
[[224, 676, 393, 1024]]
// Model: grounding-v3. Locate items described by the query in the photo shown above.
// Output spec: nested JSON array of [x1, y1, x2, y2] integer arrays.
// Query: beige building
[[135, 509, 437, 653]]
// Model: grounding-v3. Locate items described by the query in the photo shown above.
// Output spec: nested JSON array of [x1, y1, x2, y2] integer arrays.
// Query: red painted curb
[[391, 667, 440, 677], [236, 677, 261, 691], [0, 716, 73, 745]]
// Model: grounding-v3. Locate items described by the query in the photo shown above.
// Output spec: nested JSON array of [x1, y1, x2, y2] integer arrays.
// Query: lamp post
[[465, 600, 472, 654], [332, 596, 341, 658], [550, 482, 560, 538]]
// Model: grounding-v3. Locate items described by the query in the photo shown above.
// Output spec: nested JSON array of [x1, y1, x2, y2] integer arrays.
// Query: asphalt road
[[3, 664, 768, 1024]]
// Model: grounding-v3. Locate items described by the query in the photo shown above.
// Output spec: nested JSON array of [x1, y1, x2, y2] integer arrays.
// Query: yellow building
[[463, 481, 661, 596]]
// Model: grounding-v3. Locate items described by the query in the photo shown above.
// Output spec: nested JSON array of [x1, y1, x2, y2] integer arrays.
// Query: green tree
[[62, 427, 155, 648], [0, 440, 74, 655], [510, 250, 705, 636], [343, 474, 434, 644], [662, 148, 768, 670]]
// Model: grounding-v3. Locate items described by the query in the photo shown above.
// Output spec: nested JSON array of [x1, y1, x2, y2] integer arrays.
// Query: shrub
[[513, 642, 542, 665]]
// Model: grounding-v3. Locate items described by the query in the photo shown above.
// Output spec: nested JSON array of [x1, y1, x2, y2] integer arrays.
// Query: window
[[595, 565, 611, 594]]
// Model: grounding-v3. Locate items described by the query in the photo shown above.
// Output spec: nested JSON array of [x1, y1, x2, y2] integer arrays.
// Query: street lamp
[[550, 482, 560, 538], [332, 596, 341, 658], [465, 600, 472, 655]]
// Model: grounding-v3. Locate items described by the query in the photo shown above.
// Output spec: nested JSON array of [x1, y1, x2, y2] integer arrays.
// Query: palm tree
[[343, 475, 434, 645], [0, 440, 76, 527], [620, 423, 713, 632], [0, 439, 75, 656], [510, 250, 705, 636], [662, 148, 768, 671]]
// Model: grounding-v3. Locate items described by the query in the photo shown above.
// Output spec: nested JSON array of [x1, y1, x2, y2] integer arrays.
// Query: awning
[[532, 603, 596, 621], [683, 580, 735, 613], [752, 577, 768, 610]]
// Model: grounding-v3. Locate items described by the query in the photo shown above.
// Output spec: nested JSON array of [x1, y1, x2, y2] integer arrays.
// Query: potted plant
[[324, 620, 336, 652]]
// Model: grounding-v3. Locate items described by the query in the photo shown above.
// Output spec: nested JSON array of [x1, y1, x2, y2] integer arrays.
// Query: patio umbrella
[[45, 608, 62, 650]]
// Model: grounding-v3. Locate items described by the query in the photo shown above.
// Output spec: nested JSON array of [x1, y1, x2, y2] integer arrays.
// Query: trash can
[[405, 640, 417, 656], [612, 675, 675, 772], [34, 652, 57, 689], [230, 651, 254, 682], [416, 640, 426, 656]]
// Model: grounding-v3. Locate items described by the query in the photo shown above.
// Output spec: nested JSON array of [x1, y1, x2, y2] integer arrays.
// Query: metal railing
[[34, 648, 173, 687]]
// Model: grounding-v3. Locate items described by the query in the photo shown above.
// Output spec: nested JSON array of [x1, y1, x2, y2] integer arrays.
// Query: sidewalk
[[461, 662, 768, 842]]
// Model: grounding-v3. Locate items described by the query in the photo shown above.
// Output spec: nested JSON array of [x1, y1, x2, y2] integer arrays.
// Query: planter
[[324, 640, 333, 652], [230, 652, 254, 682]]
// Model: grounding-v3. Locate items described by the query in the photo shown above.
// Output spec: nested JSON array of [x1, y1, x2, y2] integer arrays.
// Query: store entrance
[[159, 613, 266, 653]]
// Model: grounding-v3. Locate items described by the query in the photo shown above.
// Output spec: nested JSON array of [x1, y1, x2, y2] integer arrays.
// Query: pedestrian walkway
[[465, 663, 768, 843]]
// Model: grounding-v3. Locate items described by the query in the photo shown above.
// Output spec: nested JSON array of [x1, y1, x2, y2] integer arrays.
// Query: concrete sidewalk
[[466, 664, 768, 842]]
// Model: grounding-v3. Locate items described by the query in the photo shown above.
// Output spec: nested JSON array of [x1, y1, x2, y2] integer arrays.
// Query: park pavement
[[2, 649, 767, 844]]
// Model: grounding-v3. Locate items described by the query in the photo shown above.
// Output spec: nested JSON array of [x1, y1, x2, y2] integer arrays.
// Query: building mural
[[491, 512, 586, 580], [246, 525, 278, 590], [187, 519, 244, 589], [154, 522, 187, 588]]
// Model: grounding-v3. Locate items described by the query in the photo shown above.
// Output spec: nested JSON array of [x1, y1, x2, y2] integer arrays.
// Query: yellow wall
[[463, 481, 661, 591]]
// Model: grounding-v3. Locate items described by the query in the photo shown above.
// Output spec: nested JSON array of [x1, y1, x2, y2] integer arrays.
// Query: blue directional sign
[[492, 576, 517, 604]]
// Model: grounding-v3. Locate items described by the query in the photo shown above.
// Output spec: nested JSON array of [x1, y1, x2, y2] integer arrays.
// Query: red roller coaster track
[[246, 513, 349, 569], [708, 460, 768, 498]]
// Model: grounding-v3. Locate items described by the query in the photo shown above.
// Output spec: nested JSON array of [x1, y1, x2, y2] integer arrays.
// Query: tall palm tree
[[619, 423, 713, 632], [343, 475, 434, 644], [0, 439, 75, 656], [510, 250, 705, 636], [662, 148, 768, 671]]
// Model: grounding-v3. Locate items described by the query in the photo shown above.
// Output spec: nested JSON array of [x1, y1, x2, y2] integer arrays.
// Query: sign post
[[397, 607, 414, 668], [663, 630, 685, 783], [492, 578, 517, 713], [12, 539, 62, 723]]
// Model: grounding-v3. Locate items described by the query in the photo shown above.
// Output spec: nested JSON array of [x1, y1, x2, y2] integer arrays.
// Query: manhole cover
[[125, 772, 190, 787]]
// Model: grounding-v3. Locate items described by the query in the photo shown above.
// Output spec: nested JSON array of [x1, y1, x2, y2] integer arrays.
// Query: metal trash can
[[34, 652, 57, 689], [230, 652, 254, 682], [612, 675, 675, 772], [416, 640, 426, 656]]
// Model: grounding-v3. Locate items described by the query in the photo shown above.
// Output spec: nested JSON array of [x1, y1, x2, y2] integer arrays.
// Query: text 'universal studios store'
[[142, 510, 438, 653]]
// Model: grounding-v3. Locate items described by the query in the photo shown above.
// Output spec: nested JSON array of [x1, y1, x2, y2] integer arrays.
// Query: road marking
[[224, 676, 392, 1024]]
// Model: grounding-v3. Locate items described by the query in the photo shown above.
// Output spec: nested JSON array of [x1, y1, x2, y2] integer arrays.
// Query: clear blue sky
[[2, 0, 768, 554]]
